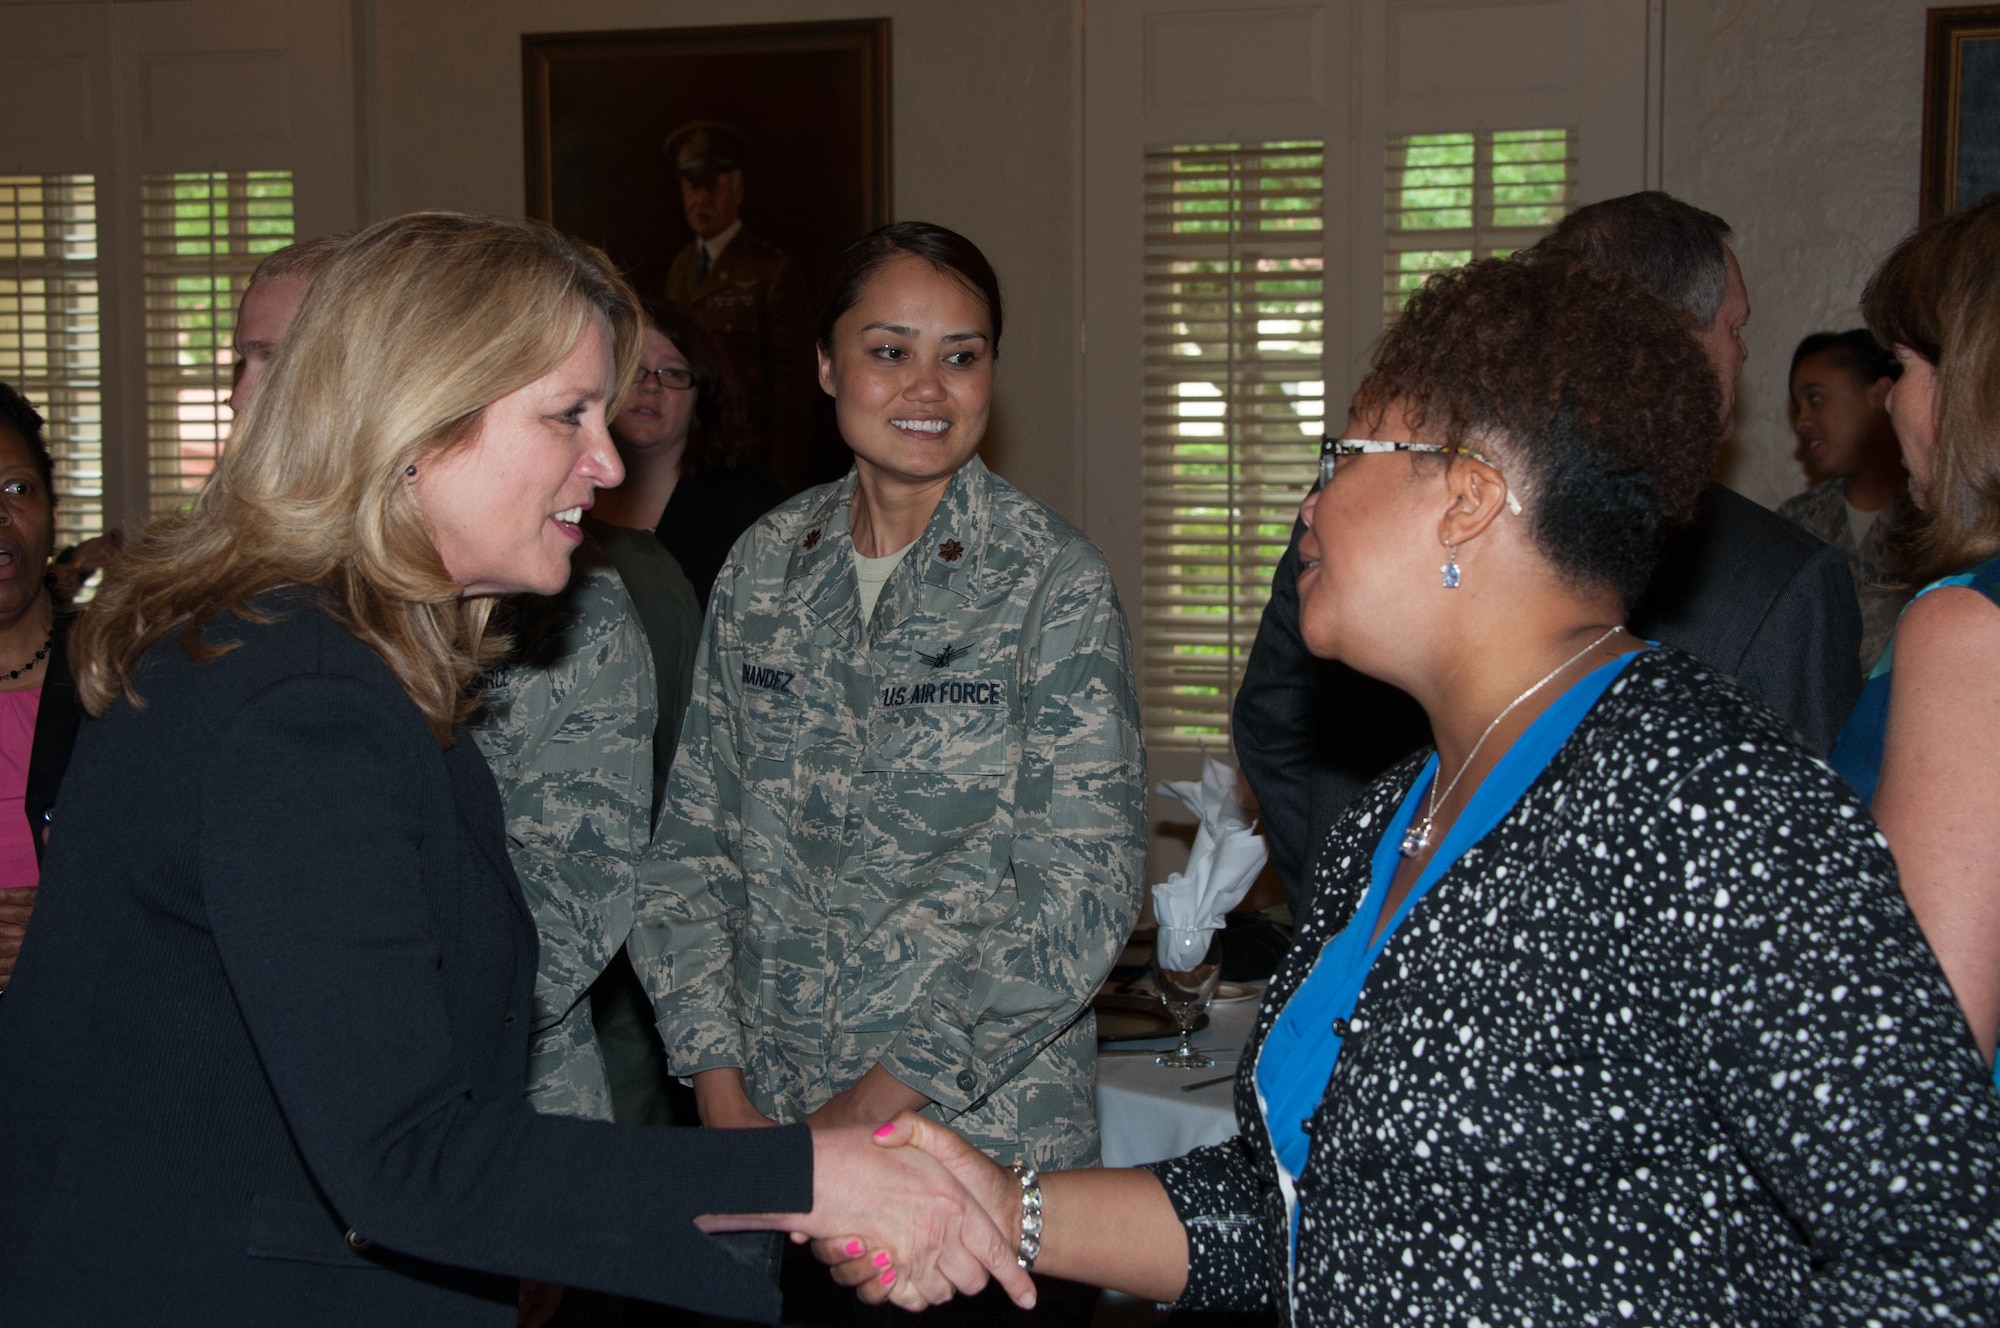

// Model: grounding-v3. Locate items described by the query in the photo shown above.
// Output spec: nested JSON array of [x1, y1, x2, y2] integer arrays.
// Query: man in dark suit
[[662, 123, 821, 491], [1234, 192, 1862, 912]]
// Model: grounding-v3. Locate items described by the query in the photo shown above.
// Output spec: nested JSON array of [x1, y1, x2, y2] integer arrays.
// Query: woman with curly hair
[[1833, 195, 2000, 1079], [825, 250, 2000, 1322]]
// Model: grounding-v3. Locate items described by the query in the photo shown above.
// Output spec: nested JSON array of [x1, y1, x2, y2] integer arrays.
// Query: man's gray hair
[[247, 232, 353, 288], [1534, 191, 1733, 329]]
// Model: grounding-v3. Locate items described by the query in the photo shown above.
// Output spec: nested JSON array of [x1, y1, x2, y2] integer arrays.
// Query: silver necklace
[[1398, 624, 1625, 859]]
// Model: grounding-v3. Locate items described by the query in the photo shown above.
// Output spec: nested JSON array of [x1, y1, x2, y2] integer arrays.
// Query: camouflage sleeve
[[627, 563, 752, 1078], [880, 540, 1147, 1114], [467, 563, 656, 1119]]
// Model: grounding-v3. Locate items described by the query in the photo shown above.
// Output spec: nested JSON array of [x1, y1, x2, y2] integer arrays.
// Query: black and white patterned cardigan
[[1146, 646, 2000, 1325]]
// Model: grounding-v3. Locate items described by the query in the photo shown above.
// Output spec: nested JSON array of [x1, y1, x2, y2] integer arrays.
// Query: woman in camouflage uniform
[[634, 224, 1146, 1187]]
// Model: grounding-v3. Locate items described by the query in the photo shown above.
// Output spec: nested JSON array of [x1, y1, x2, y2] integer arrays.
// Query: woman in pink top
[[0, 381, 65, 987]]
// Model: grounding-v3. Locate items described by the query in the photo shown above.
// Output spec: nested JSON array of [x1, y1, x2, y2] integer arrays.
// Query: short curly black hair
[[1355, 252, 1720, 606], [0, 380, 56, 499]]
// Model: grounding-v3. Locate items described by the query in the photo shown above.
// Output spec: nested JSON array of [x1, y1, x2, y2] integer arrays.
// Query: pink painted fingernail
[[873, 1251, 891, 1268], [880, 1269, 896, 1286], [844, 1240, 863, 1258], [872, 1123, 896, 1138]]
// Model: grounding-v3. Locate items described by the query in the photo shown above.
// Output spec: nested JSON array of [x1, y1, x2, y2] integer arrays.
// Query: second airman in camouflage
[[470, 545, 657, 1121]]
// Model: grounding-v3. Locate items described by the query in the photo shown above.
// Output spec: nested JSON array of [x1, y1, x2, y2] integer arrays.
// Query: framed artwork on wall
[[522, 19, 891, 491], [1922, 5, 2000, 221]]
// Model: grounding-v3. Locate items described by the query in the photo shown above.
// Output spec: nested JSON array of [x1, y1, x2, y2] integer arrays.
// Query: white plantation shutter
[[0, 175, 104, 548], [1141, 142, 1325, 751], [1384, 128, 1574, 320], [142, 171, 295, 515]]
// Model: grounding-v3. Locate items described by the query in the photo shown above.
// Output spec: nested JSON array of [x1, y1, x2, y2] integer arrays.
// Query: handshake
[[698, 1112, 1188, 1314], [700, 1114, 1037, 1313]]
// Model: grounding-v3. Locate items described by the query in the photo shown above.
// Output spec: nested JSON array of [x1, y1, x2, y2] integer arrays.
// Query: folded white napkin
[[1150, 758, 1269, 971]]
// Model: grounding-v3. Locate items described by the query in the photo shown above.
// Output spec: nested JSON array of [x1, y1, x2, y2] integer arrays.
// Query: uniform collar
[[700, 219, 744, 266], [788, 457, 992, 645]]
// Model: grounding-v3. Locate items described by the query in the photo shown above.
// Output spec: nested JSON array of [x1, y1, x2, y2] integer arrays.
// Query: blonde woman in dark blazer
[[0, 212, 1027, 1327]]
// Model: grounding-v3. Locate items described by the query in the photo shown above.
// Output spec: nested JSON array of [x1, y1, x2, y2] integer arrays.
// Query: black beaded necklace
[[1, 632, 50, 682]]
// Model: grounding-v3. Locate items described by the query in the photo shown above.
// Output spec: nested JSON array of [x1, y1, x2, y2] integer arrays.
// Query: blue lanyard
[[1255, 650, 1641, 1243]]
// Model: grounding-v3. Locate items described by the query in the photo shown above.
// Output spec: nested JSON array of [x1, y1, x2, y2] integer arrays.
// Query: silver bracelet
[[1008, 1162, 1042, 1269]]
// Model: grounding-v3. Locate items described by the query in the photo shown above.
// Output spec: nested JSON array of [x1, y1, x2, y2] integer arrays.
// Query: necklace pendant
[[1398, 823, 1428, 858]]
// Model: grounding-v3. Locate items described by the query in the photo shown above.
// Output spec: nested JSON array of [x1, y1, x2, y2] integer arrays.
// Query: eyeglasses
[[1318, 436, 1522, 513], [634, 364, 695, 391]]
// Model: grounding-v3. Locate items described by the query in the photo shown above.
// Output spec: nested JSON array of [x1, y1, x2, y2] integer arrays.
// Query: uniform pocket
[[863, 690, 1010, 775], [738, 662, 805, 764]]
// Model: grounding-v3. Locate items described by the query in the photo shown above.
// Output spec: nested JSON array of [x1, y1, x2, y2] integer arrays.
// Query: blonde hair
[[75, 211, 642, 743], [1863, 195, 2000, 584]]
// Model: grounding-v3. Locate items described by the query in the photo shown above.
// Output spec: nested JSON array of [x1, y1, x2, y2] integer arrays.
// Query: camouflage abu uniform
[[1776, 478, 1912, 674], [470, 545, 657, 1121], [630, 456, 1145, 1168]]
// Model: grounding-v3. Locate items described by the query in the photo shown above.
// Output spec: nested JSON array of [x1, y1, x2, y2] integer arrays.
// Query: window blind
[[1384, 129, 1573, 320], [1142, 142, 1325, 751], [142, 171, 294, 515], [0, 175, 103, 548]]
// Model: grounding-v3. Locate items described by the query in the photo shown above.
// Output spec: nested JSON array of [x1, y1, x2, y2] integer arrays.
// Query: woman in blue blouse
[[1832, 196, 2000, 1078], [825, 251, 2000, 1323]]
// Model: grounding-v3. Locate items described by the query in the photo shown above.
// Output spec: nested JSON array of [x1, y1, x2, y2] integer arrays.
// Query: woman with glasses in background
[[594, 296, 786, 609]]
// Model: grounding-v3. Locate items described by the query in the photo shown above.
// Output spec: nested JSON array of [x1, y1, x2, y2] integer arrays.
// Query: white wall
[[369, 0, 1084, 522], [1662, 0, 1932, 508]]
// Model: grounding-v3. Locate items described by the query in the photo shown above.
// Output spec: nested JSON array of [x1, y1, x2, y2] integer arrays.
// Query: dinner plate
[[1211, 980, 1260, 1004], [1093, 991, 1208, 1042]]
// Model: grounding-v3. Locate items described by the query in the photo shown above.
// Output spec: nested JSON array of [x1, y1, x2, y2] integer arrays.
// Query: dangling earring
[[1441, 544, 1461, 589]]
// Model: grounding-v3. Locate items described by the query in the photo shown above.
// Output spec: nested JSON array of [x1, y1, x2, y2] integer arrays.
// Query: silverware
[[1178, 1072, 1236, 1092]]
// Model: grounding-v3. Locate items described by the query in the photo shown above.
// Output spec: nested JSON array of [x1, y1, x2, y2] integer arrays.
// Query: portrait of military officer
[[662, 122, 820, 492]]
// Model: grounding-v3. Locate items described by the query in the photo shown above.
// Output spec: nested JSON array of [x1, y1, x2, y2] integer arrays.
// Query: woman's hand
[[812, 1113, 1018, 1306], [820, 1112, 1194, 1305], [803, 1064, 931, 1132], [697, 1123, 1034, 1312], [691, 1068, 779, 1129]]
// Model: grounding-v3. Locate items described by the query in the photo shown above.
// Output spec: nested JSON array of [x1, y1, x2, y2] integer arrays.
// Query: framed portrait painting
[[523, 19, 891, 490], [1922, 6, 2000, 221]]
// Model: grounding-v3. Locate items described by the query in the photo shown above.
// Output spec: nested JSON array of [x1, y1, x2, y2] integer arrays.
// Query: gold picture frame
[[1922, 6, 2000, 221], [522, 19, 892, 303]]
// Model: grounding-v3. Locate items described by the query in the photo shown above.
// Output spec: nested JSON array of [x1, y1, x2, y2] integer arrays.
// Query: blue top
[[1830, 553, 2000, 1094], [1254, 650, 1640, 1249], [1832, 555, 2000, 805]]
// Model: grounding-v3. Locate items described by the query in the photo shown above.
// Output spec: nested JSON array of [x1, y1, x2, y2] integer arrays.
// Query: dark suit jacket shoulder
[[0, 592, 810, 1326], [1629, 483, 1861, 752]]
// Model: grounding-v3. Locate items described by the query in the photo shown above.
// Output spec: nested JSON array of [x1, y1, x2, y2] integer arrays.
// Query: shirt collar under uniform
[[790, 458, 993, 645]]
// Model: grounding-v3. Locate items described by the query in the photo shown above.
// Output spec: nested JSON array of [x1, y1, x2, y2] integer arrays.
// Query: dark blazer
[[1233, 482, 1864, 912], [23, 610, 79, 862], [0, 592, 811, 1326]]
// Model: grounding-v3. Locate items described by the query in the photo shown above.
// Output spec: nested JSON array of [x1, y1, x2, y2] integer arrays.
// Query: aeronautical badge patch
[[937, 539, 965, 563], [917, 642, 968, 669], [803, 529, 822, 551]]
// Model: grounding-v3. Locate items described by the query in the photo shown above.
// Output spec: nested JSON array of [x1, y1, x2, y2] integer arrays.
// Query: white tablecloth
[[1093, 990, 1261, 1168]]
